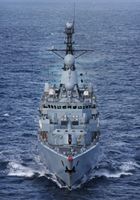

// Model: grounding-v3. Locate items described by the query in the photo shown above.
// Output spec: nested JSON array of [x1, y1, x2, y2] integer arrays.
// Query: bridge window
[[61, 121, 68, 126], [43, 105, 48, 108], [72, 121, 79, 125]]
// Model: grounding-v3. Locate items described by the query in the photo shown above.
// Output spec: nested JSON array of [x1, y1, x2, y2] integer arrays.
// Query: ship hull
[[38, 141, 100, 188]]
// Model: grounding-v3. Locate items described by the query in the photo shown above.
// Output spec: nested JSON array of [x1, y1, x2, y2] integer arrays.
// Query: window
[[73, 106, 77, 109], [63, 106, 66, 109], [57, 106, 61, 109], [72, 121, 79, 125], [61, 121, 68, 126], [78, 106, 82, 109], [68, 106, 72, 109], [43, 105, 48, 108]]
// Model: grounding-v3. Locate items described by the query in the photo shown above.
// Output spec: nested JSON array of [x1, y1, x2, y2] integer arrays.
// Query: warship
[[38, 20, 100, 188]]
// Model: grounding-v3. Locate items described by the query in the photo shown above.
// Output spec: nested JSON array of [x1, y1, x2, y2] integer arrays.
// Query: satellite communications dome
[[49, 88, 55, 96], [64, 54, 75, 67], [66, 22, 73, 29]]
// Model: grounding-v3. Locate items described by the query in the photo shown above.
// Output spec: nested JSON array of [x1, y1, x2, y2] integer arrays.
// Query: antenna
[[46, 2, 94, 60], [73, 1, 76, 26]]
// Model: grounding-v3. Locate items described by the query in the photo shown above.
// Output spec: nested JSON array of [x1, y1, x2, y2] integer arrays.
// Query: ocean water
[[0, 0, 140, 199]]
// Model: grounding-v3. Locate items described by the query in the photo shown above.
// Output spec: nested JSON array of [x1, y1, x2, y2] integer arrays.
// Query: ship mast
[[64, 22, 75, 71], [47, 20, 94, 63], [65, 21, 75, 55]]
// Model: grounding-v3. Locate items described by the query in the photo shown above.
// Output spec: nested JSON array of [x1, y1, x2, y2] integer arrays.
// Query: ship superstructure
[[38, 21, 100, 188]]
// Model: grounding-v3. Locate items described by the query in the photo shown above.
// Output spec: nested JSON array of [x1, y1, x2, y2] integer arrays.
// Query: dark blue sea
[[0, 0, 140, 199]]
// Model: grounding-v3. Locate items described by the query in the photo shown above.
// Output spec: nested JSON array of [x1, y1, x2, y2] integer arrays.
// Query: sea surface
[[0, 0, 140, 199]]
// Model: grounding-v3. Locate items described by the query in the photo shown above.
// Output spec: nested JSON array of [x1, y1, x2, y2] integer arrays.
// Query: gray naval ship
[[38, 21, 100, 188]]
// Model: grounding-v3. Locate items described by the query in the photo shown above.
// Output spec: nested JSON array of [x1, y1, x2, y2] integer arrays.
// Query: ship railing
[[41, 103, 94, 110], [47, 142, 97, 156]]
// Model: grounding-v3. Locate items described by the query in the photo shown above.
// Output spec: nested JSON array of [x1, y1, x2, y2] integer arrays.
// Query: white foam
[[38, 170, 46, 177], [8, 161, 46, 178], [8, 162, 35, 177], [94, 169, 132, 178], [3, 113, 9, 117], [50, 173, 68, 189], [119, 160, 140, 171], [91, 160, 140, 179], [7, 160, 139, 190]]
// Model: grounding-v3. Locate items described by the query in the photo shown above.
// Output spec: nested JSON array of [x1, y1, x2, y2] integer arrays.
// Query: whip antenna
[[73, 1, 76, 26]]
